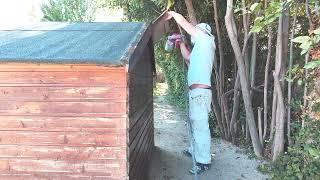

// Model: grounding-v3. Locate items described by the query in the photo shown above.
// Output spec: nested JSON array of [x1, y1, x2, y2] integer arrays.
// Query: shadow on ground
[[148, 95, 269, 180]]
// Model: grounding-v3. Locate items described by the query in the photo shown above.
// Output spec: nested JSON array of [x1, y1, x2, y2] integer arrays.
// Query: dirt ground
[[148, 87, 270, 180]]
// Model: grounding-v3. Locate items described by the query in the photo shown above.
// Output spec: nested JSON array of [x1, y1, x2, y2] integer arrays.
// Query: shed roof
[[0, 22, 149, 66]]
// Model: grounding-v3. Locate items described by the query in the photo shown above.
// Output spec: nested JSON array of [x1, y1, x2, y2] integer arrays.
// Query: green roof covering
[[0, 22, 148, 65]]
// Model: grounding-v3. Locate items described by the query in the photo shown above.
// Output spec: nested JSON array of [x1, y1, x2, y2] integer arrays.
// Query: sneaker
[[182, 149, 192, 158], [189, 163, 211, 175]]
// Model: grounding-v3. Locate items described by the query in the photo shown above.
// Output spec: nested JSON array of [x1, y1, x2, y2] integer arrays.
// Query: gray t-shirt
[[188, 32, 215, 86]]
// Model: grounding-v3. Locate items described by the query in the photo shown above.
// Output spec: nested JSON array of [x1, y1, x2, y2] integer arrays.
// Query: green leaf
[[292, 36, 312, 44], [166, 0, 174, 10], [297, 79, 303, 86], [308, 148, 320, 158], [301, 49, 309, 55], [299, 41, 313, 55], [250, 25, 263, 33], [265, 15, 279, 25], [254, 16, 264, 23], [314, 35, 320, 44], [234, 8, 241, 13], [314, 28, 320, 35], [250, 2, 261, 12], [304, 61, 320, 70], [285, 77, 294, 83]]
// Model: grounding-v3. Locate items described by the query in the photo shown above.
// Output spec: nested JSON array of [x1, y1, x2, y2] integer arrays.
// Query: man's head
[[191, 23, 212, 45], [196, 23, 212, 35]]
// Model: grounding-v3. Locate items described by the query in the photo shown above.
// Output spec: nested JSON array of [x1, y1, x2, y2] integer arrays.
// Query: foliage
[[41, 0, 96, 22], [292, 28, 320, 55], [269, 119, 320, 180], [285, 27, 320, 85], [304, 60, 320, 70], [154, 42, 187, 108], [250, 1, 284, 33], [100, 0, 166, 21]]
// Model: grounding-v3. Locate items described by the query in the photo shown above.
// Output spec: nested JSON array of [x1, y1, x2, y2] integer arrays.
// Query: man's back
[[188, 33, 215, 86]]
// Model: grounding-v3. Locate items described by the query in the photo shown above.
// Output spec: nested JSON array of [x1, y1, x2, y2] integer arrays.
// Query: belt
[[189, 84, 211, 90]]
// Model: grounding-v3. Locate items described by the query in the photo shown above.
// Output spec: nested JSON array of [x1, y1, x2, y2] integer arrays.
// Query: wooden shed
[[0, 21, 166, 179]]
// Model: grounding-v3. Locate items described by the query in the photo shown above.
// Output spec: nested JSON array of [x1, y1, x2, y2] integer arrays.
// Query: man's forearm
[[179, 42, 190, 65], [169, 12, 197, 37]]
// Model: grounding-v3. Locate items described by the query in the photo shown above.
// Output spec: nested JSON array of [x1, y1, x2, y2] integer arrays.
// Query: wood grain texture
[[0, 116, 126, 129], [0, 131, 125, 146], [128, 39, 154, 180], [0, 64, 128, 178], [0, 146, 126, 160], [0, 87, 126, 101], [0, 174, 126, 180], [0, 72, 126, 87]]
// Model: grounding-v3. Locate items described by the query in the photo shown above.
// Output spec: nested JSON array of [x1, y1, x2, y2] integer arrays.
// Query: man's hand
[[164, 11, 174, 21], [164, 11, 198, 38], [168, 33, 182, 42]]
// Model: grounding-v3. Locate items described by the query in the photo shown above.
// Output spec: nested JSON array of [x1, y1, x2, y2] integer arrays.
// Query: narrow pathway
[[148, 92, 269, 180]]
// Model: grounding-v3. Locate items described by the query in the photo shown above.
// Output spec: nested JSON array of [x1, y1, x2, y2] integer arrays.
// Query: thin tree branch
[[287, 1, 297, 145]]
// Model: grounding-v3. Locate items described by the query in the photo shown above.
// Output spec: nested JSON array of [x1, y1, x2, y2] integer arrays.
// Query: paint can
[[165, 39, 174, 52]]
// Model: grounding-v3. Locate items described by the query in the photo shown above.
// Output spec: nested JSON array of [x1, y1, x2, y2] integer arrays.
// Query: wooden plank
[[0, 71, 126, 85], [0, 101, 126, 114], [0, 84, 126, 87], [152, 10, 170, 42], [129, 99, 153, 131], [0, 174, 126, 180], [135, 130, 153, 180], [129, 106, 152, 144], [0, 63, 126, 72], [0, 145, 126, 160], [0, 87, 126, 101], [0, 131, 125, 146], [0, 113, 126, 118], [0, 159, 126, 176], [137, 124, 154, 180], [129, 124, 153, 179], [129, 113, 153, 159], [0, 116, 126, 129], [0, 128, 124, 133]]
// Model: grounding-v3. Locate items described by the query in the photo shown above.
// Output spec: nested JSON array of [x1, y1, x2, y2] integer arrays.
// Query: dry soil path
[[148, 94, 270, 180]]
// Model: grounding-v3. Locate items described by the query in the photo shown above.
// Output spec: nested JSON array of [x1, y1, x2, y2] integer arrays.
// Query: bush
[[269, 118, 320, 180], [41, 0, 96, 22], [154, 42, 186, 108]]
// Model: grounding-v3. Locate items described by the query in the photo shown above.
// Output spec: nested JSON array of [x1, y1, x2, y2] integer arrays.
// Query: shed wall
[[0, 64, 127, 179], [128, 39, 155, 180]]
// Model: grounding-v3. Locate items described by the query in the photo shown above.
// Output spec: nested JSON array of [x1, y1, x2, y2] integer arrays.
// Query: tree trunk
[[225, 0, 263, 157], [305, 0, 314, 31], [272, 5, 289, 160], [213, 0, 225, 94], [258, 107, 263, 146], [212, 0, 228, 140], [263, 26, 273, 141], [273, 72, 285, 161], [230, 74, 240, 142], [250, 33, 257, 89], [241, 0, 250, 79], [184, 0, 197, 25], [303, 0, 312, 128], [287, 3, 298, 145], [270, 91, 277, 141], [230, 30, 252, 142], [302, 52, 310, 128], [212, 93, 227, 139], [241, 0, 251, 142]]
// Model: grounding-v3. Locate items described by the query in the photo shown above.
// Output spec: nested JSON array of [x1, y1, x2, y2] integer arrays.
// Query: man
[[165, 11, 216, 175]]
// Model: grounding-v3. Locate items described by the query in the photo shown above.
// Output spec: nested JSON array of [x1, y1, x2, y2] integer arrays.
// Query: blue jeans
[[188, 88, 212, 164]]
